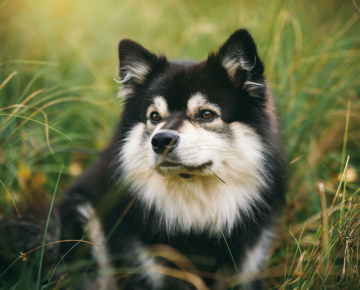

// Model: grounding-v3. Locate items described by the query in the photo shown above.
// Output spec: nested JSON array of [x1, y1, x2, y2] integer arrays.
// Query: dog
[[0, 29, 286, 290], [58, 28, 287, 290]]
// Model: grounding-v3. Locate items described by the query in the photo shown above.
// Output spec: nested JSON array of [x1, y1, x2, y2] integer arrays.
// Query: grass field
[[1, 0, 360, 289]]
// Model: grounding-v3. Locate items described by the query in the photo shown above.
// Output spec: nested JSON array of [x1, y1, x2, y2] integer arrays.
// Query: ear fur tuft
[[118, 39, 165, 91], [216, 29, 265, 93]]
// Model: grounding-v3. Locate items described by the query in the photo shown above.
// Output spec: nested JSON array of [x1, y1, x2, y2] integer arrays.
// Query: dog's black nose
[[151, 131, 179, 154]]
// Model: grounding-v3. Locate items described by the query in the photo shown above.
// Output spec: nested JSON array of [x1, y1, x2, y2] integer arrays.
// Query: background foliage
[[1, 0, 359, 289]]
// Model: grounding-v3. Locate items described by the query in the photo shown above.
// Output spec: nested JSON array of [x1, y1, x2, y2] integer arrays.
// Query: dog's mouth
[[156, 161, 213, 178]]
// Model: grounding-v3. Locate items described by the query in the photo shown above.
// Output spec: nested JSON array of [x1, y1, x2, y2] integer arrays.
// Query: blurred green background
[[1, 0, 360, 288]]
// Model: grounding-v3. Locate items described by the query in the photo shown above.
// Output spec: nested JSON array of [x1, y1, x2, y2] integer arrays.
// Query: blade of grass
[[28, 84, 111, 108], [340, 156, 349, 228], [0, 60, 60, 67], [0, 256, 21, 279], [18, 68, 50, 103], [0, 71, 17, 91], [0, 105, 53, 153], [3, 131, 37, 165], [0, 180, 21, 218], [104, 191, 139, 245], [0, 113, 71, 152], [0, 87, 49, 132], [37, 164, 63, 290], [0, 0, 9, 9], [282, 224, 302, 281], [353, 0, 360, 17], [319, 183, 329, 282], [20, 239, 100, 261], [329, 156, 350, 216], [0, 96, 108, 147], [340, 99, 351, 175], [212, 208, 242, 288], [206, 165, 226, 184], [0, 239, 99, 288], [46, 236, 87, 289]]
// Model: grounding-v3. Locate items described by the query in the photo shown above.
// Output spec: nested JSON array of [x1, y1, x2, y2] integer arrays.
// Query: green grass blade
[[282, 225, 302, 281], [36, 164, 64, 290], [340, 99, 351, 175], [0, 256, 21, 279], [3, 131, 37, 165], [0, 0, 9, 10], [206, 165, 226, 184], [46, 236, 86, 289], [213, 209, 242, 288], [0, 60, 60, 67], [0, 113, 72, 145], [0, 179, 21, 218]]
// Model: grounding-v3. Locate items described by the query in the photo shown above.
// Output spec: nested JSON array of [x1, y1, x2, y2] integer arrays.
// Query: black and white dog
[[5, 29, 285, 290], [58, 29, 286, 290]]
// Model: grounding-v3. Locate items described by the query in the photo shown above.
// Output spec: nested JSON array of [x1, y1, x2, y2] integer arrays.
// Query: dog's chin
[[154, 161, 213, 179]]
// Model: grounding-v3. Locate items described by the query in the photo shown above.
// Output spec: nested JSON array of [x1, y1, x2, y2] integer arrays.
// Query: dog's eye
[[200, 110, 215, 120], [150, 111, 162, 123]]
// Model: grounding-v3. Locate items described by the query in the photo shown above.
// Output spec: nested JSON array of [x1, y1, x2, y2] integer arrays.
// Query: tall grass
[[0, 0, 359, 289]]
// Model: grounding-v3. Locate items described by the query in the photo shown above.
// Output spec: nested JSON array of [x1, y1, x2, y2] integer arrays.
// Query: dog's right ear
[[118, 39, 165, 89]]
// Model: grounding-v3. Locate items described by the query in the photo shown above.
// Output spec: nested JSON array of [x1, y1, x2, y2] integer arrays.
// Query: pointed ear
[[118, 39, 165, 90], [216, 29, 265, 93]]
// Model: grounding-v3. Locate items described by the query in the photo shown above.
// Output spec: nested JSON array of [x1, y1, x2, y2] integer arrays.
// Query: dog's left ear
[[118, 39, 166, 94], [215, 29, 265, 93]]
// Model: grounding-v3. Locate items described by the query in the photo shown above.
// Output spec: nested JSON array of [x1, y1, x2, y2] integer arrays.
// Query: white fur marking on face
[[119, 118, 267, 235], [77, 203, 117, 290], [147, 96, 169, 120], [187, 93, 221, 118]]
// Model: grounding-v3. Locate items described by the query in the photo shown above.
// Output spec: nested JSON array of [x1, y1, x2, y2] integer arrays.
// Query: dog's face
[[117, 30, 274, 234]]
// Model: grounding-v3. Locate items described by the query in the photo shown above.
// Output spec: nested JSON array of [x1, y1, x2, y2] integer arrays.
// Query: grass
[[36, 164, 62, 289], [213, 209, 242, 288], [0, 0, 360, 289]]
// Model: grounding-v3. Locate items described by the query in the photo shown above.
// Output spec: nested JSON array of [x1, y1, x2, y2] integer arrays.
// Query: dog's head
[[115, 29, 277, 233]]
